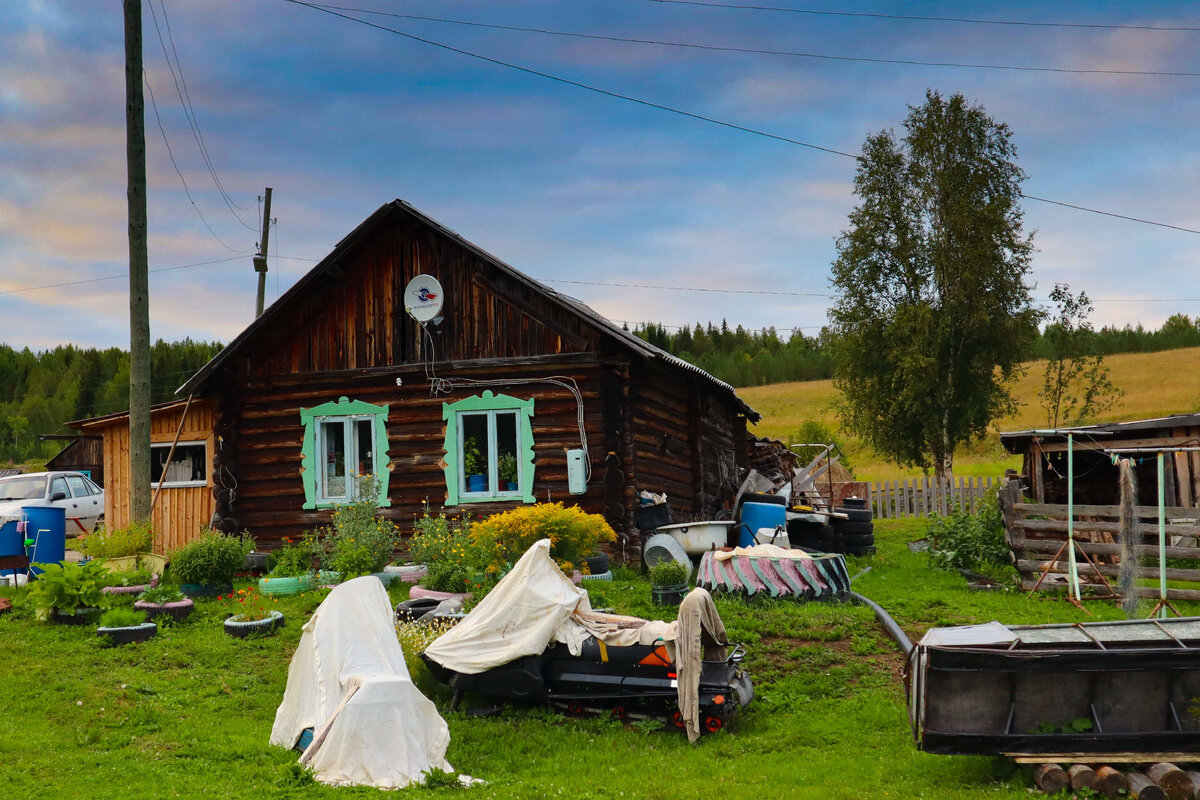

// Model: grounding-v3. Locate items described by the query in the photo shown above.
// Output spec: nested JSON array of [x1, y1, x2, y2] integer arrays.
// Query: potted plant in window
[[170, 529, 254, 598], [463, 436, 486, 493], [497, 451, 519, 491], [96, 606, 157, 645]]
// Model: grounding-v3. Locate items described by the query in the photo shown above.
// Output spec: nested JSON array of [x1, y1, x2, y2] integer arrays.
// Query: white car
[[0, 471, 105, 535]]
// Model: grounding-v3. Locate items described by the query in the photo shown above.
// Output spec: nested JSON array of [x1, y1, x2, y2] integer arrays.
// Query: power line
[[0, 256, 246, 297], [541, 277, 832, 297], [616, 319, 824, 332], [147, 0, 258, 231], [634, 0, 1200, 33], [312, 3, 1200, 78], [144, 72, 252, 254], [279, 0, 1200, 239]]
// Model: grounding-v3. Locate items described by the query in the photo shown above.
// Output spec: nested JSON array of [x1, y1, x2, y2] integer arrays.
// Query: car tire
[[840, 533, 875, 547], [836, 508, 873, 524], [834, 521, 874, 536]]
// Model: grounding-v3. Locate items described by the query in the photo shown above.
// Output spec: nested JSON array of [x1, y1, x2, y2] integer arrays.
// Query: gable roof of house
[[177, 199, 760, 422]]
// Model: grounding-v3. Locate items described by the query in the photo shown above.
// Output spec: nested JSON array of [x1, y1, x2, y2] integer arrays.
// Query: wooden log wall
[[80, 400, 215, 554], [215, 354, 626, 550], [999, 480, 1200, 600]]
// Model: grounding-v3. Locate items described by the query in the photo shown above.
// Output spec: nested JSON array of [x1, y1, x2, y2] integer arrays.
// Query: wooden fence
[[866, 476, 996, 519], [997, 480, 1200, 600]]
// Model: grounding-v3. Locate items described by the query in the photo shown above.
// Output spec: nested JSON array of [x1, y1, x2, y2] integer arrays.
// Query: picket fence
[[866, 476, 996, 519]]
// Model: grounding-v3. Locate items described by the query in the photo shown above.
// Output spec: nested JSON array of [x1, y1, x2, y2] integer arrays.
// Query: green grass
[[4, 524, 1195, 799], [739, 345, 1200, 481]]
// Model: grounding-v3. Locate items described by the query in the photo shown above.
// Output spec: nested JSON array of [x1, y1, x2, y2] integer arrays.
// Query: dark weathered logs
[[1095, 766, 1130, 799], [1128, 771, 1167, 800], [1032, 764, 1068, 794], [1147, 763, 1194, 800], [1068, 764, 1099, 792]]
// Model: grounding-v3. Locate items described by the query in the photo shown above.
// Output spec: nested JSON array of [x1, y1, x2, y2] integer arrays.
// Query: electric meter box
[[566, 449, 587, 495]]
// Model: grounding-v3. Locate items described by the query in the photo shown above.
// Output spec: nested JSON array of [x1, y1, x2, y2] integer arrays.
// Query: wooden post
[[1146, 763, 1193, 800], [1184, 771, 1200, 800], [1095, 766, 1130, 798], [1128, 771, 1167, 800], [1031, 764, 1068, 794], [1068, 764, 1099, 792], [254, 187, 273, 318]]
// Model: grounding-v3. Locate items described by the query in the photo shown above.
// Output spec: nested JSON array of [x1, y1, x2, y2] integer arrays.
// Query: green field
[[740, 345, 1200, 481], [3, 519, 1192, 799]]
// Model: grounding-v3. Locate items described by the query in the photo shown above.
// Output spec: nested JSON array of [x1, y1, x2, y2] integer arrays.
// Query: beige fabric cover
[[269, 577, 452, 788], [674, 587, 730, 742], [714, 543, 811, 561]]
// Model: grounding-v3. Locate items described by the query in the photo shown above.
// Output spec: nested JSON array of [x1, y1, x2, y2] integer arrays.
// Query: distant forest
[[631, 313, 1200, 388], [0, 339, 222, 465]]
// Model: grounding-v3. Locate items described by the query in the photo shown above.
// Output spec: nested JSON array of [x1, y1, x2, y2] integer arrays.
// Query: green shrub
[[648, 559, 688, 587], [315, 476, 400, 578], [110, 567, 154, 587], [408, 507, 476, 567], [76, 521, 152, 559], [170, 529, 253, 585], [787, 419, 853, 476], [138, 585, 185, 604], [28, 561, 111, 620], [422, 559, 473, 594], [927, 487, 1010, 573], [269, 536, 320, 578], [98, 607, 147, 628]]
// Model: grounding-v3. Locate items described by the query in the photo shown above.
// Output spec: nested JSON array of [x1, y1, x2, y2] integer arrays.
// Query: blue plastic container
[[0, 520, 20, 557], [467, 474, 487, 492], [23, 505, 66, 576], [738, 502, 786, 548]]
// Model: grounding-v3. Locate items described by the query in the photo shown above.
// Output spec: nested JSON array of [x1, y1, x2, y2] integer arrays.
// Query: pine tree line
[[0, 339, 223, 464]]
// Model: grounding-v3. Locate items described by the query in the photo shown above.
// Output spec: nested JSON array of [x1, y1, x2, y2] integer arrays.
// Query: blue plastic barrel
[[23, 505, 66, 576], [738, 502, 786, 548], [0, 520, 21, 580]]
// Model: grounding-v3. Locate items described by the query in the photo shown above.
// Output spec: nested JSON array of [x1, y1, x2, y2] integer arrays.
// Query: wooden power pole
[[125, 0, 152, 524], [254, 187, 273, 318]]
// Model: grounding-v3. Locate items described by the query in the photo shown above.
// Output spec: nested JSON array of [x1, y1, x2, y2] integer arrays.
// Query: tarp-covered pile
[[270, 576, 453, 789]]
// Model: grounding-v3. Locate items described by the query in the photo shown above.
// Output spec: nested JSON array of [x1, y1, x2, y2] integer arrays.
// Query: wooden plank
[[1015, 559, 1200, 582], [1011, 537, 1200, 559], [1012, 519, 1200, 537], [1175, 451, 1193, 508], [1018, 579, 1200, 600], [1014, 502, 1200, 519]]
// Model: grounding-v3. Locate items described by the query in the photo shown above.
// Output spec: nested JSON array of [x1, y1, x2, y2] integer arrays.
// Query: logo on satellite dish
[[415, 286, 438, 303]]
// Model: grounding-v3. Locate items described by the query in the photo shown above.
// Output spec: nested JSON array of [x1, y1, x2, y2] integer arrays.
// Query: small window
[[443, 391, 535, 505], [300, 397, 391, 510], [50, 476, 69, 499], [151, 442, 207, 487], [65, 475, 89, 498], [83, 476, 102, 494]]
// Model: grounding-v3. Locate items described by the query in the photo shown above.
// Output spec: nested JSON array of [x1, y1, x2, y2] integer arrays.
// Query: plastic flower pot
[[223, 610, 284, 638], [651, 583, 688, 607], [97, 622, 157, 645], [258, 574, 315, 596], [134, 598, 194, 622], [467, 474, 487, 492]]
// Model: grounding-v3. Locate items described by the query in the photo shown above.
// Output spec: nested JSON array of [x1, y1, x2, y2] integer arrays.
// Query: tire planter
[[369, 571, 400, 586], [180, 581, 232, 599], [102, 574, 160, 596], [97, 622, 157, 645], [383, 564, 428, 583], [395, 597, 443, 623], [258, 574, 315, 596], [651, 583, 688, 607], [409, 585, 473, 602], [584, 553, 610, 575], [52, 606, 100, 625], [134, 598, 194, 622], [223, 610, 284, 638], [580, 570, 613, 582]]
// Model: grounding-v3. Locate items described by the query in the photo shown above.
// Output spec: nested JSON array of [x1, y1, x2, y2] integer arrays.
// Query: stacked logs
[[1030, 761, 1198, 799]]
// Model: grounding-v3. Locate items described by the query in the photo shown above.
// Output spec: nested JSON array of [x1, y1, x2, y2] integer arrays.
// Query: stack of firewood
[[1031, 761, 1200, 799]]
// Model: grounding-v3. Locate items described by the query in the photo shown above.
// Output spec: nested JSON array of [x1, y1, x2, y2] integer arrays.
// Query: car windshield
[[0, 476, 46, 502]]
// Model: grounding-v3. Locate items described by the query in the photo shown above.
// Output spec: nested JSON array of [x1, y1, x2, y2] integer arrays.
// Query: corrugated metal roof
[[999, 413, 1200, 453], [177, 199, 760, 421]]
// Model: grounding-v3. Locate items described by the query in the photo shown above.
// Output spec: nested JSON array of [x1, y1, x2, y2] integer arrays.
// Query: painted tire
[[180, 582, 232, 598], [53, 607, 100, 625], [409, 586, 473, 602], [223, 610, 284, 638], [97, 622, 157, 645], [580, 570, 614, 582], [384, 564, 428, 583], [258, 574, 315, 596], [134, 599, 194, 621], [369, 572, 400, 586]]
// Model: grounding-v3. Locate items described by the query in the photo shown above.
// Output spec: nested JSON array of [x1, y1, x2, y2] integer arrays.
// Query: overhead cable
[[0, 256, 246, 296]]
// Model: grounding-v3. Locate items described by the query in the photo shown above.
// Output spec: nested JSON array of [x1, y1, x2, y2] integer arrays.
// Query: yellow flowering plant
[[470, 502, 616, 576]]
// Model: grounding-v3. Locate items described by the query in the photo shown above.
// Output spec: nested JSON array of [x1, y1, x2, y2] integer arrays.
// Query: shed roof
[[177, 199, 760, 421], [999, 413, 1200, 453]]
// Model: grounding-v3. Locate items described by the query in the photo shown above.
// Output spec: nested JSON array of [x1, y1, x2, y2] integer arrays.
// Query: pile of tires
[[832, 498, 874, 555]]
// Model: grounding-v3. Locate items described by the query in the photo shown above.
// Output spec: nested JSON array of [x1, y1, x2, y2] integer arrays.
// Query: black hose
[[850, 591, 913, 656]]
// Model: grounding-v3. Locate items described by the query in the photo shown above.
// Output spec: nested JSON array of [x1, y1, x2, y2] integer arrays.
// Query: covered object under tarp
[[270, 576, 453, 789]]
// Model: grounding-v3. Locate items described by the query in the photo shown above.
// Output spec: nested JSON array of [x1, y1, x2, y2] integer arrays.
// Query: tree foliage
[[1039, 283, 1122, 427], [828, 91, 1040, 477]]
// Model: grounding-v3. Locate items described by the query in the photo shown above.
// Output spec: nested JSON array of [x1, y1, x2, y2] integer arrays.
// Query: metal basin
[[656, 521, 735, 556]]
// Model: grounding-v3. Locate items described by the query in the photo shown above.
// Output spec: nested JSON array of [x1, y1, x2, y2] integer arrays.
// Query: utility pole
[[254, 187, 273, 318], [125, 0, 152, 524]]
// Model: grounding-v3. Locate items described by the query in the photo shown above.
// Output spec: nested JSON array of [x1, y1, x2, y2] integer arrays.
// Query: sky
[[1, 0, 1198, 352]]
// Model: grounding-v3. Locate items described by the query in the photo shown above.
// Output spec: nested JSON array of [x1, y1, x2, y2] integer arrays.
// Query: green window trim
[[300, 396, 391, 510], [442, 391, 535, 505]]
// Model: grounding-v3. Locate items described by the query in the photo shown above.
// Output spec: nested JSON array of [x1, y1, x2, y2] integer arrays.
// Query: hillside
[[739, 345, 1200, 481]]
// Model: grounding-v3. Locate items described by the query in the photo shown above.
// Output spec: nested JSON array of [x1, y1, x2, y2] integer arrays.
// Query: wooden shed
[[43, 434, 104, 485], [999, 414, 1200, 508], [69, 398, 216, 553], [81, 200, 760, 553]]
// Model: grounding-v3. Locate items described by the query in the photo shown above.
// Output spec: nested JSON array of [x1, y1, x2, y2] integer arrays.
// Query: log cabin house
[[999, 414, 1200, 507], [73, 200, 762, 554]]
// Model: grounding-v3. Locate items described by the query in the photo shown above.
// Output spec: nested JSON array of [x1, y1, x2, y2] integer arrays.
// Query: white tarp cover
[[269, 576, 452, 789], [423, 539, 676, 675], [714, 543, 811, 561]]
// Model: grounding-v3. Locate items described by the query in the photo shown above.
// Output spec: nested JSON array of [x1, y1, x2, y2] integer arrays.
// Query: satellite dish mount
[[403, 274, 445, 326]]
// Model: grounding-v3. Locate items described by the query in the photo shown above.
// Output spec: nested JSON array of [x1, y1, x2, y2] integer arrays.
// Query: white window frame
[[457, 409, 523, 501], [150, 441, 208, 488], [313, 414, 378, 505]]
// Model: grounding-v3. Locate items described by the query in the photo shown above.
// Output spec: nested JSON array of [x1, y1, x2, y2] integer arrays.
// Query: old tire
[[97, 622, 157, 645], [837, 507, 873, 524], [224, 610, 284, 638], [839, 533, 875, 547], [834, 521, 874, 536]]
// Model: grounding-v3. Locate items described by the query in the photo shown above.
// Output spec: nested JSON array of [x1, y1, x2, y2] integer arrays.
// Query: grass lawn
[[739, 345, 1200, 482], [5, 519, 1196, 799]]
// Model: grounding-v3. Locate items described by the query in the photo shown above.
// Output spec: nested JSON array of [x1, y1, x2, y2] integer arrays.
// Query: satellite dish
[[403, 274, 445, 324]]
